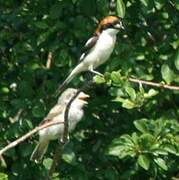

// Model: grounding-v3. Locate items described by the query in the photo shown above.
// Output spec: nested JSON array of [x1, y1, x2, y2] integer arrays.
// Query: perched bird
[[30, 88, 89, 163], [56, 15, 124, 95]]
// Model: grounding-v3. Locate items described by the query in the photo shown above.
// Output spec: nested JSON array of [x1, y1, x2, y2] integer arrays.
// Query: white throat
[[102, 28, 119, 36]]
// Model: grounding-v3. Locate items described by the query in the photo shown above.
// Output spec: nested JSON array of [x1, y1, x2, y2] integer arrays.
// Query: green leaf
[[137, 154, 150, 170], [43, 158, 53, 170], [131, 132, 139, 145], [145, 89, 158, 98], [164, 144, 177, 155], [134, 119, 148, 133], [122, 99, 136, 109], [174, 50, 179, 71], [139, 0, 149, 6], [108, 142, 136, 159], [139, 133, 155, 148], [110, 135, 133, 147], [174, 0, 179, 10], [152, 148, 168, 156], [62, 149, 76, 164], [171, 39, 179, 49], [161, 64, 174, 84], [0, 173, 8, 180], [125, 87, 136, 101], [154, 158, 168, 170], [108, 135, 136, 158], [111, 71, 122, 84], [116, 0, 126, 18], [93, 75, 105, 84], [154, 0, 164, 10], [1, 87, 9, 94], [108, 145, 125, 157]]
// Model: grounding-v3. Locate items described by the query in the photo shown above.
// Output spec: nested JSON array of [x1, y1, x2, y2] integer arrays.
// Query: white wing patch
[[79, 53, 86, 61], [79, 35, 99, 62]]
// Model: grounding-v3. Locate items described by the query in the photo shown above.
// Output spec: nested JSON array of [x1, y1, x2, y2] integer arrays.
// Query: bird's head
[[95, 15, 124, 35], [58, 88, 89, 108]]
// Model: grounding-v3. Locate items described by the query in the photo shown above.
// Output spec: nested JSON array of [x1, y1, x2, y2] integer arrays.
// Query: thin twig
[[0, 121, 64, 156], [48, 90, 82, 178], [9, 108, 24, 123], [48, 81, 94, 178], [46, 52, 52, 69], [129, 77, 179, 91]]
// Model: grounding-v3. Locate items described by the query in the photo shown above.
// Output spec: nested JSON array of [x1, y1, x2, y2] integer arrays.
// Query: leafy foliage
[[0, 0, 179, 179], [108, 119, 179, 177]]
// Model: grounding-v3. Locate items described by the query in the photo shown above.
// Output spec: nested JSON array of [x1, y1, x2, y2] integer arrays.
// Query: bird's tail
[[30, 140, 49, 163], [55, 63, 84, 96]]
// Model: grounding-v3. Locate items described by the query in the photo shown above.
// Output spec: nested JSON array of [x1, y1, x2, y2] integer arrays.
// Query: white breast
[[39, 106, 84, 141], [83, 31, 116, 69]]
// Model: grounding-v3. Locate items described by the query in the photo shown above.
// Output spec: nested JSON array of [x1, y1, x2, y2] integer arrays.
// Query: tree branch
[[48, 90, 82, 178], [0, 121, 64, 156], [48, 81, 94, 178], [46, 52, 53, 69], [129, 77, 179, 91]]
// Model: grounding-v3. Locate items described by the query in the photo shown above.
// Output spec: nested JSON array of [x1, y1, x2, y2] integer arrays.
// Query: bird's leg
[[89, 66, 103, 76], [59, 135, 70, 145]]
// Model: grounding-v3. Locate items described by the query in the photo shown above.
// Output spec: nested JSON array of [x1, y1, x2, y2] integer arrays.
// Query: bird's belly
[[39, 109, 83, 141], [39, 123, 64, 141], [83, 35, 116, 69]]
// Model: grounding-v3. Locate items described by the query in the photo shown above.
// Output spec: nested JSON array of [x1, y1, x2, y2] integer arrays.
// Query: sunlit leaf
[[43, 158, 53, 170], [137, 154, 150, 170], [125, 87, 136, 101], [161, 64, 174, 84], [93, 75, 105, 84], [116, 0, 126, 18], [122, 99, 136, 109], [62, 149, 76, 164], [154, 158, 168, 171], [111, 71, 122, 84], [0, 173, 8, 180], [139, 0, 149, 6], [174, 50, 179, 71], [134, 119, 148, 133]]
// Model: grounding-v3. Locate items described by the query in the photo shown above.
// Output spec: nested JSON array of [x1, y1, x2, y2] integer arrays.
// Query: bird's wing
[[40, 104, 64, 125], [79, 35, 99, 62]]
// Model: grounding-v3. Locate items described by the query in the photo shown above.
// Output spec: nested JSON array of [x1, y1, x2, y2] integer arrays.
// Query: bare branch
[[9, 108, 24, 123], [48, 81, 94, 178], [46, 52, 53, 69], [129, 77, 179, 91], [48, 90, 82, 177], [0, 121, 64, 156]]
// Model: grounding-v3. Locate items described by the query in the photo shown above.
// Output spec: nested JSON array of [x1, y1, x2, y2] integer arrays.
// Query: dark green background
[[0, 0, 179, 179]]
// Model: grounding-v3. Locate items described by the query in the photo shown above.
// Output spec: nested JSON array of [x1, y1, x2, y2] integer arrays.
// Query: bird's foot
[[89, 70, 103, 76]]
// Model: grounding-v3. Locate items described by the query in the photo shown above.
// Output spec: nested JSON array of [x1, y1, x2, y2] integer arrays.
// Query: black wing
[[79, 35, 99, 62]]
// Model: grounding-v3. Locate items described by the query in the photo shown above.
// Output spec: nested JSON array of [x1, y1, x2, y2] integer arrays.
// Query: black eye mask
[[102, 20, 122, 30]]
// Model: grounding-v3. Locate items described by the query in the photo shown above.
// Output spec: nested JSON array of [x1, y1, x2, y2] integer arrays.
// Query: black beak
[[113, 22, 125, 30]]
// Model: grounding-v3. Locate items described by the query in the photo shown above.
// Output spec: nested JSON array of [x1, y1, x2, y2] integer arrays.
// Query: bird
[[56, 15, 124, 95], [30, 88, 89, 163]]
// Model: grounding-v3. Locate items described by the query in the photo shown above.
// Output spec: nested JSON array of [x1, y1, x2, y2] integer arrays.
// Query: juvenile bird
[[30, 88, 89, 162], [56, 15, 124, 95]]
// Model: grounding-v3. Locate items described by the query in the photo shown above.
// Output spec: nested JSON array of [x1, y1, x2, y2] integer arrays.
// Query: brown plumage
[[55, 15, 124, 96], [95, 15, 121, 35]]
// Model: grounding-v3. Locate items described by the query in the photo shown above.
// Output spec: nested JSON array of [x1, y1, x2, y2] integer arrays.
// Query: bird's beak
[[78, 93, 90, 104], [114, 22, 125, 30], [121, 24, 125, 30]]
